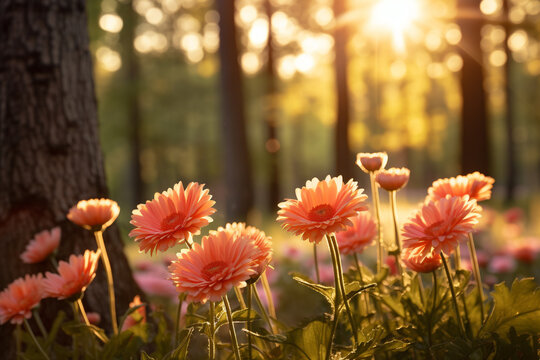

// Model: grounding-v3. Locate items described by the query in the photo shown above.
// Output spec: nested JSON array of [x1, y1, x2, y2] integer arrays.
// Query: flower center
[[160, 212, 186, 231], [425, 220, 446, 237], [308, 204, 335, 222], [201, 261, 227, 280]]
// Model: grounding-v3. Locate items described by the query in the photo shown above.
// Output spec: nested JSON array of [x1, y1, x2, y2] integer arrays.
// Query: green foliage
[[481, 278, 540, 339]]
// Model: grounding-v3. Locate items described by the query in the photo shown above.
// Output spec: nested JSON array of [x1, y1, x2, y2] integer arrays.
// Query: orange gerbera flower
[[402, 196, 482, 259], [169, 229, 258, 303], [356, 152, 388, 173], [277, 176, 368, 244], [218, 222, 273, 279], [427, 172, 495, 202], [20, 227, 61, 264], [68, 198, 120, 232], [130, 181, 216, 255], [43, 250, 100, 300], [402, 248, 441, 273], [375, 167, 410, 191], [336, 212, 376, 255], [0, 274, 44, 325]]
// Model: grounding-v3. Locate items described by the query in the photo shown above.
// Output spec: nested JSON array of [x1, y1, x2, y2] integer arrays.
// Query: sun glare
[[369, 0, 421, 51]]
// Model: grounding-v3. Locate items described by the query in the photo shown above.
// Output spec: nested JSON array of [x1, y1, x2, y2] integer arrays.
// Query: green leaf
[[45, 310, 67, 348], [292, 272, 335, 310], [480, 278, 540, 339], [215, 308, 259, 331], [62, 322, 109, 343], [141, 351, 157, 360], [288, 320, 331, 360], [164, 328, 194, 360], [101, 330, 142, 360], [118, 303, 146, 331]]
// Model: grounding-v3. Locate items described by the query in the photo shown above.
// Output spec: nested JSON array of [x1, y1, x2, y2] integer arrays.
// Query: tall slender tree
[[118, 0, 145, 207], [457, 0, 490, 175], [0, 0, 140, 354], [264, 0, 280, 211], [334, 0, 354, 180], [216, 0, 254, 221]]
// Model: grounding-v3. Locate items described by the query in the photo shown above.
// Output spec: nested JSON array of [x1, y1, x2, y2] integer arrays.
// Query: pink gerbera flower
[[20, 227, 61, 264], [336, 212, 376, 255], [218, 223, 273, 279], [427, 172, 495, 202], [356, 152, 388, 173], [130, 181, 216, 255], [277, 176, 368, 244], [402, 248, 442, 273], [0, 274, 44, 325], [402, 196, 482, 259], [43, 250, 100, 300], [169, 229, 258, 303], [68, 198, 120, 232], [375, 167, 410, 191]]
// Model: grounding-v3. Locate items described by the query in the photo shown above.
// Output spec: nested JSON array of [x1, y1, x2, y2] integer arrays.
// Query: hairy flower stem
[[223, 294, 241, 360], [389, 191, 404, 284], [253, 286, 275, 334], [467, 233, 485, 323], [353, 253, 370, 315], [33, 309, 48, 338], [24, 319, 50, 360], [209, 302, 216, 360], [174, 294, 185, 344], [325, 235, 342, 360], [94, 231, 118, 335], [234, 287, 247, 309], [440, 253, 466, 337], [328, 235, 358, 345], [261, 272, 276, 321], [314, 244, 321, 283], [454, 246, 461, 270], [77, 299, 90, 326], [247, 284, 253, 360], [369, 172, 384, 273]]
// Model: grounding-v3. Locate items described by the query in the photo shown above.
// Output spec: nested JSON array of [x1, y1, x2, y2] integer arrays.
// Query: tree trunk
[[333, 0, 354, 181], [118, 0, 145, 207], [457, 0, 491, 175], [503, 0, 516, 203], [216, 0, 254, 221], [0, 0, 140, 353], [264, 0, 280, 211]]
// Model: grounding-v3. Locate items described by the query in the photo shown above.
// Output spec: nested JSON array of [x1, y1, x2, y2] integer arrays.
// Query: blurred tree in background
[[88, 0, 540, 230]]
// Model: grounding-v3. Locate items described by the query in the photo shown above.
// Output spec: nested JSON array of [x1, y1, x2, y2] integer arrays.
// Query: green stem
[[369, 172, 384, 273], [313, 244, 320, 283], [353, 253, 370, 315], [454, 246, 461, 270], [209, 301, 216, 360], [325, 235, 341, 360], [222, 294, 241, 360], [174, 294, 185, 344], [23, 319, 50, 360], [49, 256, 58, 270], [440, 252, 466, 337], [253, 286, 274, 334], [261, 272, 277, 322], [77, 299, 90, 326], [32, 309, 48, 338], [94, 231, 118, 335], [329, 234, 358, 345], [428, 271, 438, 346], [16, 324, 22, 360], [418, 275, 425, 307], [234, 287, 247, 309], [247, 284, 253, 360], [467, 233, 485, 323], [389, 191, 404, 283]]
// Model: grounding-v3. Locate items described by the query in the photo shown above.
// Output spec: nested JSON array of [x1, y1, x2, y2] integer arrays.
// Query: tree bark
[[0, 0, 140, 353], [264, 0, 280, 211], [457, 0, 491, 175], [333, 0, 354, 181], [216, 0, 254, 221]]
